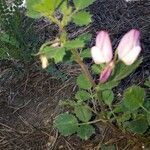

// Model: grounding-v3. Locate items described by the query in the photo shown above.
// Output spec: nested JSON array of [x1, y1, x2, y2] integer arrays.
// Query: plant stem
[[140, 105, 150, 113], [79, 119, 106, 126], [71, 49, 96, 87], [71, 49, 105, 114]]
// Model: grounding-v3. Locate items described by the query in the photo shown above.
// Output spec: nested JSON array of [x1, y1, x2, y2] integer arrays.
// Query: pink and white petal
[[91, 46, 106, 64], [99, 66, 112, 83], [102, 35, 113, 62], [96, 31, 106, 49], [121, 46, 141, 65]]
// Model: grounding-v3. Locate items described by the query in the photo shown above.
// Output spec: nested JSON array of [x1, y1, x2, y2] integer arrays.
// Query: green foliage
[[54, 113, 78, 136], [0, 0, 40, 61], [74, 105, 92, 122], [80, 49, 91, 59], [54, 112, 95, 138], [26, 0, 41, 18], [72, 11, 92, 26], [77, 74, 92, 90], [102, 90, 114, 106], [42, 46, 66, 63], [75, 90, 91, 102], [110, 59, 142, 81], [125, 115, 149, 134], [123, 86, 145, 111], [73, 0, 96, 10], [77, 124, 95, 140], [26, 0, 61, 18], [64, 38, 85, 50]]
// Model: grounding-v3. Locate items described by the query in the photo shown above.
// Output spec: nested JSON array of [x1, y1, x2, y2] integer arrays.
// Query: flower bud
[[91, 31, 113, 64], [117, 29, 141, 65], [40, 55, 48, 69], [99, 61, 114, 83]]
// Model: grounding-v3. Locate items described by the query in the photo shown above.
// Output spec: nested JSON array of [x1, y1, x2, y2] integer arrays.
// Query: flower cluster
[[91, 29, 142, 83]]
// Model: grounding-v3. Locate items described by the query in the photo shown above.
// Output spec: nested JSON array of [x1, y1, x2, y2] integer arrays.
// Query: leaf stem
[[79, 118, 106, 126], [140, 105, 150, 113], [71, 49, 96, 87]]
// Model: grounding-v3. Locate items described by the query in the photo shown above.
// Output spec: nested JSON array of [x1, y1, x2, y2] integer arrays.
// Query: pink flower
[[117, 29, 142, 65], [99, 61, 114, 83], [91, 31, 113, 64]]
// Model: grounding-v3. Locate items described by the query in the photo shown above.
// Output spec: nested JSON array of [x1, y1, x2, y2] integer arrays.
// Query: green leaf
[[64, 39, 85, 50], [125, 116, 149, 134], [102, 90, 114, 106], [80, 49, 91, 59], [98, 80, 119, 90], [27, 0, 62, 18], [77, 124, 95, 140], [0, 32, 19, 47], [91, 64, 103, 74], [73, 0, 95, 10], [118, 112, 131, 123], [110, 59, 142, 81], [77, 74, 92, 90], [78, 33, 92, 43], [0, 48, 8, 59], [123, 86, 145, 111], [75, 90, 91, 102], [42, 46, 66, 63], [54, 113, 78, 136], [72, 11, 92, 26], [74, 105, 92, 122], [26, 0, 42, 18]]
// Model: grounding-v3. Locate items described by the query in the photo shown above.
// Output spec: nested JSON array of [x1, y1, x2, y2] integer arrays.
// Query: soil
[[0, 0, 150, 150]]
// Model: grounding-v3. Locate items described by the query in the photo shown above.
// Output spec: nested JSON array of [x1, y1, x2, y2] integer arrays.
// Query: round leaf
[[125, 115, 148, 134], [102, 90, 114, 106], [77, 124, 95, 140], [54, 113, 78, 136], [77, 74, 92, 90], [75, 90, 91, 102], [74, 105, 92, 122], [123, 86, 145, 111]]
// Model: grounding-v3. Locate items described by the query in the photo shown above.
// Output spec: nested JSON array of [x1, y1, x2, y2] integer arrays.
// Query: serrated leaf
[[54, 113, 78, 136], [74, 105, 92, 122], [75, 90, 91, 102], [64, 39, 85, 50], [77, 124, 95, 140], [102, 90, 114, 106], [72, 11, 92, 26], [77, 74, 92, 90], [41, 46, 66, 63], [125, 116, 149, 134], [27, 0, 62, 18], [73, 0, 95, 10], [123, 86, 145, 111], [26, 0, 41, 18]]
